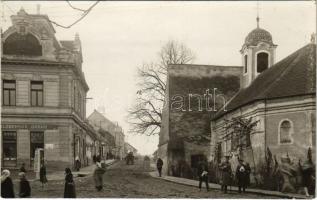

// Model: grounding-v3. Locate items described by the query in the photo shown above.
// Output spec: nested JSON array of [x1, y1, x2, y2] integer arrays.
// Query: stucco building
[[88, 110, 125, 160], [124, 142, 138, 155], [158, 18, 316, 180], [210, 21, 316, 177], [158, 64, 243, 177], [1, 9, 99, 170]]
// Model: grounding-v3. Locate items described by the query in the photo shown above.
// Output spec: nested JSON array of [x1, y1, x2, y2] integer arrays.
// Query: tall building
[[158, 64, 242, 177], [1, 8, 98, 170]]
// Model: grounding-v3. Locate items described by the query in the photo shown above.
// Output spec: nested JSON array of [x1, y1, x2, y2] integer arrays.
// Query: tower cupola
[[240, 17, 277, 88]]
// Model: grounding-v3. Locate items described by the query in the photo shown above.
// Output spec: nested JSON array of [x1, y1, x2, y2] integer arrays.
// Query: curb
[[149, 172, 309, 199]]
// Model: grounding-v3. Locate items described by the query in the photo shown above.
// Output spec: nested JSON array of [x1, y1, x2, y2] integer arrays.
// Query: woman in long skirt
[[1, 169, 15, 198], [64, 168, 76, 198], [40, 163, 48, 189]]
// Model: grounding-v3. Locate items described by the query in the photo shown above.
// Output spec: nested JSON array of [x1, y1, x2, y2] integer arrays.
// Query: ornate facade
[[1, 9, 100, 170]]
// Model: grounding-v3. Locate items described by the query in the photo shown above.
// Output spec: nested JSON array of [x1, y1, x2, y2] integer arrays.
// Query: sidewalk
[[30, 159, 116, 182], [149, 171, 309, 199]]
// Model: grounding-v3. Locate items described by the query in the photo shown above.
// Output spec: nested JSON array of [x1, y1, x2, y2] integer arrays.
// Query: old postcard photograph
[[0, 1, 316, 198]]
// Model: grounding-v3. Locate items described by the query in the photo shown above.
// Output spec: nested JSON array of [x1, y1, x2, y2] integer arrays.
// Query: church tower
[[240, 16, 277, 88]]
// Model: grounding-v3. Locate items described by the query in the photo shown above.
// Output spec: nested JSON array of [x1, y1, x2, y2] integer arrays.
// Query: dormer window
[[257, 52, 269, 73], [3, 32, 42, 56]]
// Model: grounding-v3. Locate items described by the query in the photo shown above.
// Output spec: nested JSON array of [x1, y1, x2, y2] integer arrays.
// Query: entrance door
[[30, 132, 44, 167], [191, 154, 207, 169]]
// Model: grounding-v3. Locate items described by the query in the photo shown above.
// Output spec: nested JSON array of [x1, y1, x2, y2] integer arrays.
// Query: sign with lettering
[[45, 144, 54, 149], [1, 124, 58, 130]]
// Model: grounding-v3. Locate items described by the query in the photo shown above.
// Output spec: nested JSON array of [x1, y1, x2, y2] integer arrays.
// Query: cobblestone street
[[17, 160, 273, 198]]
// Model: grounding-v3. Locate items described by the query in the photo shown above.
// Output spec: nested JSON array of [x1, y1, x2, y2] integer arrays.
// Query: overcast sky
[[2, 1, 315, 155]]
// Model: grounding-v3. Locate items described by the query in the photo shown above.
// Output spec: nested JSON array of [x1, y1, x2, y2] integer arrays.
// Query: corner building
[[1, 9, 94, 170]]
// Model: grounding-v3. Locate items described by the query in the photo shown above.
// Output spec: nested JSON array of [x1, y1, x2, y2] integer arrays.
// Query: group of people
[[1, 162, 80, 198], [1, 163, 35, 198], [156, 156, 251, 194], [196, 156, 251, 193], [219, 156, 251, 193], [1, 169, 31, 198], [199, 156, 251, 193]]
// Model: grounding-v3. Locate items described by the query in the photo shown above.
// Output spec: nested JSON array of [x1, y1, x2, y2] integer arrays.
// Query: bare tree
[[128, 40, 195, 136]]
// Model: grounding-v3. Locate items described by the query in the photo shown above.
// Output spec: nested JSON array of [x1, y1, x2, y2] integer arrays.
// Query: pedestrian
[[93, 160, 106, 191], [40, 162, 48, 189], [75, 156, 81, 172], [1, 169, 15, 198], [19, 172, 31, 198], [20, 162, 27, 173], [219, 155, 232, 193], [64, 168, 76, 198], [299, 158, 315, 196], [156, 158, 163, 177], [93, 154, 97, 163], [198, 162, 209, 191], [245, 162, 251, 188], [235, 158, 248, 193]]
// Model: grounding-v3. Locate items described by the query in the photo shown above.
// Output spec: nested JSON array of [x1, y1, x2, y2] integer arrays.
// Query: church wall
[[211, 95, 315, 184], [265, 95, 316, 162], [212, 101, 266, 173]]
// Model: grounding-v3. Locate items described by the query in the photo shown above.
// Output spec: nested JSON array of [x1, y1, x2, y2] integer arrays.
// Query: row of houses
[[1, 9, 135, 171], [158, 17, 316, 181]]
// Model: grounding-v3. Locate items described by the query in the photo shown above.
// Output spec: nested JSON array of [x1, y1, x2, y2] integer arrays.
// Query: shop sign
[[1, 124, 58, 130], [45, 144, 54, 149]]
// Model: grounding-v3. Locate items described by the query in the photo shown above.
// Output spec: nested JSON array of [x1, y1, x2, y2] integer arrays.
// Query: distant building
[[90, 124, 116, 159], [124, 142, 137, 155], [88, 110, 125, 160], [1, 8, 99, 170]]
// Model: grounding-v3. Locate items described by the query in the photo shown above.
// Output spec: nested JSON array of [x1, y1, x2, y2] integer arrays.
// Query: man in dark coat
[[198, 161, 209, 191], [40, 163, 48, 188], [1, 169, 15, 198], [64, 168, 76, 198], [235, 158, 249, 193], [156, 158, 163, 177], [219, 156, 232, 193], [19, 172, 31, 197]]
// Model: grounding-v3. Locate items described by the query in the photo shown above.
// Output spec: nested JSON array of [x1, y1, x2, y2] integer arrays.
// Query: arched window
[[244, 55, 248, 73], [257, 52, 269, 73], [279, 120, 293, 144], [3, 33, 42, 56]]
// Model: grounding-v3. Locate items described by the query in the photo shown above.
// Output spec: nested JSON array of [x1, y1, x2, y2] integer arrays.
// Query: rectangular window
[[2, 131, 17, 167], [2, 80, 16, 106], [31, 81, 43, 106], [244, 55, 248, 73], [30, 132, 44, 161]]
